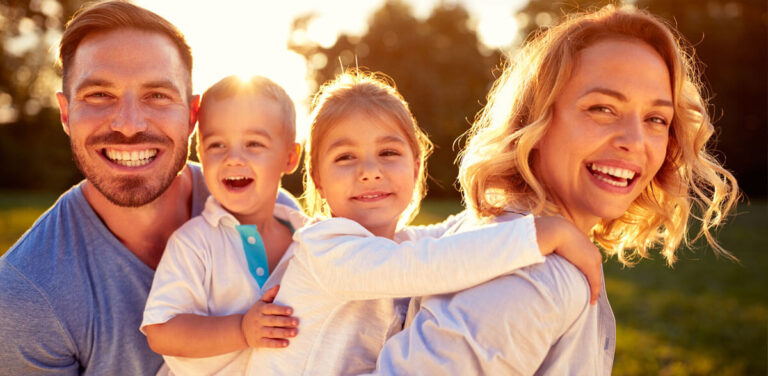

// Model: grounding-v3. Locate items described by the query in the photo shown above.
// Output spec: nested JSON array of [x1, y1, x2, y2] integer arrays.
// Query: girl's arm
[[296, 215, 601, 302]]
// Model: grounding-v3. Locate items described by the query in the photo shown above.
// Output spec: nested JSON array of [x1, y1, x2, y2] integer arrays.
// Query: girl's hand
[[241, 285, 300, 348], [534, 216, 603, 305]]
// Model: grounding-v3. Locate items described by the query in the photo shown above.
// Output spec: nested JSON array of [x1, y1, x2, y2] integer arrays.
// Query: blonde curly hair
[[303, 70, 433, 229], [458, 5, 739, 266]]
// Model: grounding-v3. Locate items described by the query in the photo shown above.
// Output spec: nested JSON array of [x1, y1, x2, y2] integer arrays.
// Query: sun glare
[[134, 0, 527, 141]]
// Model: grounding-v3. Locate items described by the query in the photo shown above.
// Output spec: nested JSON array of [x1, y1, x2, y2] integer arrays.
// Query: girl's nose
[[359, 158, 382, 182]]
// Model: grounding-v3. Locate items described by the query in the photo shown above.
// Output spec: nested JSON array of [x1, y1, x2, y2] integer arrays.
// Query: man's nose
[[110, 94, 147, 136]]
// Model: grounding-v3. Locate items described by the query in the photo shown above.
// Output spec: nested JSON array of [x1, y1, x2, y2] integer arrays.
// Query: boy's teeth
[[105, 148, 158, 167]]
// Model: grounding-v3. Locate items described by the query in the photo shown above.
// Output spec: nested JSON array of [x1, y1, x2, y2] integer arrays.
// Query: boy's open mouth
[[586, 163, 638, 188], [223, 176, 253, 189]]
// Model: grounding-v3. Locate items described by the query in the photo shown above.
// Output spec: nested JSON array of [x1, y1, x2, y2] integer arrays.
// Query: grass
[[2, 192, 766, 374]]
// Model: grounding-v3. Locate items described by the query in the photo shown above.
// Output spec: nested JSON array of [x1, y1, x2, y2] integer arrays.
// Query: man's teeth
[[590, 163, 636, 180], [105, 149, 158, 167]]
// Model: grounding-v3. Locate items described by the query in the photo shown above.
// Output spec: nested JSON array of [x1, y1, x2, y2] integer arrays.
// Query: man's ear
[[56, 92, 70, 136], [285, 142, 302, 174], [188, 94, 201, 135]]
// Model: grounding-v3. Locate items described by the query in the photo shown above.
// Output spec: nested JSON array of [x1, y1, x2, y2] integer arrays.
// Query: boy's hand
[[241, 285, 300, 348], [534, 216, 603, 305]]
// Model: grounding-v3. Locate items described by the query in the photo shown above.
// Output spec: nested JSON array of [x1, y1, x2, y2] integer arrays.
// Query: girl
[[371, 6, 740, 375], [248, 71, 605, 375]]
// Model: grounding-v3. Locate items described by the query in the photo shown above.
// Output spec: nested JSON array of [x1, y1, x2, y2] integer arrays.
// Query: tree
[[0, 0, 85, 191], [289, 0, 502, 197]]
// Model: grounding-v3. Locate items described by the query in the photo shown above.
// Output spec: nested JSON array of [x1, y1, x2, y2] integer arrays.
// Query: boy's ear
[[188, 94, 201, 135], [285, 142, 302, 174], [56, 92, 70, 136]]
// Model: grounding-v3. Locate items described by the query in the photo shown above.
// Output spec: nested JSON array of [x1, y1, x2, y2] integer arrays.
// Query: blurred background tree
[[288, 1, 501, 197], [0, 0, 84, 192]]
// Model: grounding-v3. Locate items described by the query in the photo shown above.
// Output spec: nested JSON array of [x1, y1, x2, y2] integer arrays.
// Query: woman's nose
[[613, 115, 645, 153]]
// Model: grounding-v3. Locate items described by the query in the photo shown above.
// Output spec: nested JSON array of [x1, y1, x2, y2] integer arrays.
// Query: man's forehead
[[67, 28, 191, 94]]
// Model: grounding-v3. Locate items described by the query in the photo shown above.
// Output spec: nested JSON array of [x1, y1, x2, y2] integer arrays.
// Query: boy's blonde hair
[[303, 71, 433, 228], [458, 5, 739, 266], [198, 75, 296, 144]]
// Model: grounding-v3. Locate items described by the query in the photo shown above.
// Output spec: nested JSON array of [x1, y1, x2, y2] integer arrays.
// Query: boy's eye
[[246, 141, 265, 148], [380, 149, 401, 157], [207, 142, 224, 149]]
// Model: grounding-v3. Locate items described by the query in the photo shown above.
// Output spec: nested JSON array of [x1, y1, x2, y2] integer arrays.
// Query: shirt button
[[256, 267, 265, 276], [247, 236, 257, 244]]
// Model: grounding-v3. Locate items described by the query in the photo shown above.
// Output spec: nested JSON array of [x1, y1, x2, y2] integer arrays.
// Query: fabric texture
[[141, 196, 307, 376], [0, 163, 299, 375], [249, 212, 544, 375], [370, 211, 617, 376]]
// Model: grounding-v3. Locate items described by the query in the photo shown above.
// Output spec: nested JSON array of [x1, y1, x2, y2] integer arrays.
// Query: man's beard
[[71, 131, 188, 207]]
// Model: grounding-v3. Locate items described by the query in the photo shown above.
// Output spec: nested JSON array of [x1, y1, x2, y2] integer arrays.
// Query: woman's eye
[[588, 105, 614, 115], [647, 115, 669, 127]]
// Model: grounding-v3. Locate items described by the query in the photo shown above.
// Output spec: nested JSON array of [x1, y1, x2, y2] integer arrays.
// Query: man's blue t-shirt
[[0, 163, 298, 375]]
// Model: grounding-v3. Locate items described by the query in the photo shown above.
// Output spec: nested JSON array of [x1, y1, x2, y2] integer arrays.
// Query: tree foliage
[[289, 1, 501, 197], [0, 0, 85, 191]]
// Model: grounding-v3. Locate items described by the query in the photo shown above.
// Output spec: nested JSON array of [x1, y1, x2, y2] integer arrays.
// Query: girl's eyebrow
[[326, 135, 408, 152]]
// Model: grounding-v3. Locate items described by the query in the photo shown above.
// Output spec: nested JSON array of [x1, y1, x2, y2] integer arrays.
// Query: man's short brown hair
[[58, 0, 193, 97]]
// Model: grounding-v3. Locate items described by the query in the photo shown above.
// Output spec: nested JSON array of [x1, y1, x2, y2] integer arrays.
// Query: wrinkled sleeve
[[372, 255, 591, 375], [400, 211, 467, 239], [0, 261, 79, 375], [294, 215, 545, 300], [141, 228, 209, 332]]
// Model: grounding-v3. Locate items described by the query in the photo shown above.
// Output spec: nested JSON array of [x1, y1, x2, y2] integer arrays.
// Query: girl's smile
[[314, 111, 418, 239]]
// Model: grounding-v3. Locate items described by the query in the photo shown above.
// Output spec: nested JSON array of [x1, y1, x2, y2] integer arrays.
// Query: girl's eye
[[334, 153, 354, 162]]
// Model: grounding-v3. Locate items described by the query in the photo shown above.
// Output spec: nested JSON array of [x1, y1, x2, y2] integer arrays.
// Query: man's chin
[[94, 177, 166, 207]]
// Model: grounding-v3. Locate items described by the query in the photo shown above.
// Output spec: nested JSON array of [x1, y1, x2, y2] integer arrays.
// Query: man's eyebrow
[[143, 80, 182, 93], [74, 78, 115, 93]]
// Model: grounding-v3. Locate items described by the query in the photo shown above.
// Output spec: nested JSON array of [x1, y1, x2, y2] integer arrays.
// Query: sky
[[134, 0, 527, 138]]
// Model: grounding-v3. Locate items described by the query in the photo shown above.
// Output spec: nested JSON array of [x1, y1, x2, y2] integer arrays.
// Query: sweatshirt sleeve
[[293, 215, 545, 300]]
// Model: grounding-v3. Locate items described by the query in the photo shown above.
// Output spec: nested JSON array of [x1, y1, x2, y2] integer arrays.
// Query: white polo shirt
[[141, 196, 307, 376]]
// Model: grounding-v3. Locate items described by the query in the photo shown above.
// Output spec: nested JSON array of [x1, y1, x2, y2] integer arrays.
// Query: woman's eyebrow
[[581, 87, 673, 107]]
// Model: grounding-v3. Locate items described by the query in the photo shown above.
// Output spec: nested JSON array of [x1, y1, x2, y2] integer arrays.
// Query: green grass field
[[2, 192, 766, 375]]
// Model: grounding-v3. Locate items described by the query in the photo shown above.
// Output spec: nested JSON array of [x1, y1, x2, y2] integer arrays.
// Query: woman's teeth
[[589, 163, 636, 187], [105, 149, 158, 167]]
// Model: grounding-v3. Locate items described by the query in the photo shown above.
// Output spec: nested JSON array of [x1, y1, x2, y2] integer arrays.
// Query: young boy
[[141, 76, 306, 375]]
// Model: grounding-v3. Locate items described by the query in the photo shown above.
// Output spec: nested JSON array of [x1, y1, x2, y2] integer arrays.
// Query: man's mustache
[[86, 132, 172, 146]]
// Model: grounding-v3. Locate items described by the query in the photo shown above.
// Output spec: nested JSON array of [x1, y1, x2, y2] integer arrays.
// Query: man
[[0, 2, 297, 374]]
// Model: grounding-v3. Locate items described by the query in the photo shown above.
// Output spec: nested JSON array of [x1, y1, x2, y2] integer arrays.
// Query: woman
[[370, 5, 738, 375]]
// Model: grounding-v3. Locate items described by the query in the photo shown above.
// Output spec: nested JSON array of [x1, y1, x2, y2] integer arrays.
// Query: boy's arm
[[295, 215, 547, 300], [144, 314, 247, 357]]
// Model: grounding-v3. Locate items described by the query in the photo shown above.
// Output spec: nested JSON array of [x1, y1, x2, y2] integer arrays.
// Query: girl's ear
[[310, 168, 323, 198], [413, 158, 420, 181]]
